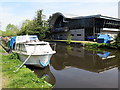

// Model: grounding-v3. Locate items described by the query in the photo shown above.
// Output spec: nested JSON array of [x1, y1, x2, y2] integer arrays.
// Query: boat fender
[[39, 60, 50, 68]]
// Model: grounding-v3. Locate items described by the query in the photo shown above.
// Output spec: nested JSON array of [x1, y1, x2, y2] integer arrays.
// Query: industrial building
[[49, 12, 120, 41]]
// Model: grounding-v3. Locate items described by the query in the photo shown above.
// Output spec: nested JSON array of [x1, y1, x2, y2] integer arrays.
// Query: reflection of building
[[51, 44, 117, 73], [55, 45, 85, 58], [49, 12, 120, 41]]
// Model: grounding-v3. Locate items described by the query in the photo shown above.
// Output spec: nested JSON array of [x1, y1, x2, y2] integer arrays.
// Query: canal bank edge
[[0, 46, 52, 88], [47, 40, 120, 50]]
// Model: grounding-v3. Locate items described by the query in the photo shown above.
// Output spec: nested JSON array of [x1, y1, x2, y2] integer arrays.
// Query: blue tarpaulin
[[10, 36, 16, 49], [97, 34, 111, 43]]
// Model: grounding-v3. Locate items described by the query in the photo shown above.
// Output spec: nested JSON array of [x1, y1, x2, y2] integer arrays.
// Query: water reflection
[[27, 65, 56, 86], [51, 44, 118, 73], [97, 51, 115, 60], [29, 43, 119, 88]]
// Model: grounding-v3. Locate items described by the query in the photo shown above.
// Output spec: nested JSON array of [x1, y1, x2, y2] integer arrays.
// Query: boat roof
[[16, 35, 38, 43], [25, 41, 49, 45]]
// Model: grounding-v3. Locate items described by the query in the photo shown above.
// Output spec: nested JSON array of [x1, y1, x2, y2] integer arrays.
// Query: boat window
[[19, 44, 20, 51], [15, 43, 26, 52], [17, 44, 19, 50], [37, 44, 47, 45], [26, 44, 35, 46], [26, 44, 47, 46], [21, 44, 26, 52], [30, 37, 37, 40], [15, 44, 18, 50], [16, 44, 20, 51]]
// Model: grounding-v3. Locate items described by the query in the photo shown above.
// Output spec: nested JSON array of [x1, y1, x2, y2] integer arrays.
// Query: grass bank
[[48, 39, 120, 50], [85, 43, 120, 50], [48, 40, 96, 44], [0, 46, 52, 88]]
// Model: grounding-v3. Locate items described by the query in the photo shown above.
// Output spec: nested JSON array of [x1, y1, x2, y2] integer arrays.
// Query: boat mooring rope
[[13, 45, 37, 72], [13, 54, 32, 72]]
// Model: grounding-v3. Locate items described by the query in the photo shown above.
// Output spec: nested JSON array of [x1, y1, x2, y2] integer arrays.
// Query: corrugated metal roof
[[52, 12, 120, 21]]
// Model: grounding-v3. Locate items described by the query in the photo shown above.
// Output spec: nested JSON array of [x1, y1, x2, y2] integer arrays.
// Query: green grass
[[85, 43, 120, 50], [1, 47, 52, 88], [0, 46, 6, 53], [50, 40, 96, 44]]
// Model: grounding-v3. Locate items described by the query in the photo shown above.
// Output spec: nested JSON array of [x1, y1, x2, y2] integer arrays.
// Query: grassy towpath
[[48, 40, 97, 44], [0, 46, 52, 88]]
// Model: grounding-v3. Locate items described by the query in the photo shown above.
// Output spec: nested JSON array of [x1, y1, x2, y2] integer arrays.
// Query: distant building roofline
[[52, 12, 120, 21]]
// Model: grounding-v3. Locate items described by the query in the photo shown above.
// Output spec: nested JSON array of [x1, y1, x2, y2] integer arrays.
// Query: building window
[[77, 34, 81, 36], [71, 34, 74, 36]]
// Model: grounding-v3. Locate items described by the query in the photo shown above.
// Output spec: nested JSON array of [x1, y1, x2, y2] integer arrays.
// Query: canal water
[[28, 43, 119, 88]]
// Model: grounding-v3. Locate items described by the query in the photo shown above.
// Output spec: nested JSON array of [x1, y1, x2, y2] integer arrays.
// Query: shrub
[[9, 52, 19, 60], [67, 34, 72, 45]]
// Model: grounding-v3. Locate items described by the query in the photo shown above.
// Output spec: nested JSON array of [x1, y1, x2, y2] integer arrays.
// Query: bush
[[67, 34, 72, 45], [9, 52, 19, 60], [114, 32, 120, 49], [115, 32, 120, 43], [85, 43, 119, 49]]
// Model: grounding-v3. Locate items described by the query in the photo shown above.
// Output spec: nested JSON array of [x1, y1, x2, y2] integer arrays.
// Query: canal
[[28, 43, 119, 88]]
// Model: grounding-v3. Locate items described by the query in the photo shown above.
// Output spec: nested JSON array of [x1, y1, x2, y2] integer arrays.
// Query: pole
[[13, 54, 32, 72]]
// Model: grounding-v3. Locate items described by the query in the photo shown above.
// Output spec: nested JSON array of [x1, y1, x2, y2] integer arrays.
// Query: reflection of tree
[[66, 45, 72, 54]]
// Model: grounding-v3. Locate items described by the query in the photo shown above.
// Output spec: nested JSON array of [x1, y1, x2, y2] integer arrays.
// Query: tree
[[19, 10, 49, 40], [114, 32, 120, 48], [0, 30, 3, 36], [6, 24, 19, 34], [34, 10, 49, 40], [19, 19, 35, 35], [4, 24, 19, 36]]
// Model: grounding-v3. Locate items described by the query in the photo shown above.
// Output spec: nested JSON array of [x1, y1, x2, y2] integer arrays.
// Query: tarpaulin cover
[[10, 36, 16, 49], [97, 34, 111, 43]]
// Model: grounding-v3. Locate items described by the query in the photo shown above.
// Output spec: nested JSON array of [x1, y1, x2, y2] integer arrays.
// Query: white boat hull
[[10, 36, 56, 68], [18, 53, 53, 68]]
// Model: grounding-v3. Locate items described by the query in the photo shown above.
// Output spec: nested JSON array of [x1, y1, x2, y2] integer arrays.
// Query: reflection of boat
[[9, 35, 56, 68], [51, 44, 117, 73], [27, 65, 56, 86], [97, 52, 115, 60]]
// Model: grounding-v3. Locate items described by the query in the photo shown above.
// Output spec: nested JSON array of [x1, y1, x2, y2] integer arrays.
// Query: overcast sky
[[0, 0, 119, 31]]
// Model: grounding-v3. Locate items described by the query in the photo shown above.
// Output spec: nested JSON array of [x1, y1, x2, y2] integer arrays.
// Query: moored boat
[[8, 35, 56, 68]]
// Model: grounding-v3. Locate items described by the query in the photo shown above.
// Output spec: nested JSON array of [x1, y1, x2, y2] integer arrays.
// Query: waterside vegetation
[[85, 32, 120, 50], [0, 10, 49, 40], [0, 46, 52, 88]]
